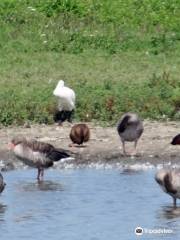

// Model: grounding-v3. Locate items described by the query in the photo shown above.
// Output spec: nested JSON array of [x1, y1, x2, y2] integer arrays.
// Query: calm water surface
[[0, 168, 180, 240]]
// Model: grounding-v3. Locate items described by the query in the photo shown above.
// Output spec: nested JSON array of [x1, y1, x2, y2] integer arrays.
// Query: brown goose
[[0, 173, 6, 194], [10, 137, 70, 180], [117, 112, 144, 155], [155, 168, 180, 207], [69, 124, 90, 147]]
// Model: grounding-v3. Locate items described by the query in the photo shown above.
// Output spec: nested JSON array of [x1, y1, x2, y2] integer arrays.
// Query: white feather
[[53, 80, 75, 111]]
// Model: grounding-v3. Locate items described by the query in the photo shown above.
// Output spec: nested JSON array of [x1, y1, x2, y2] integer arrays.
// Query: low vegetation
[[0, 0, 180, 125]]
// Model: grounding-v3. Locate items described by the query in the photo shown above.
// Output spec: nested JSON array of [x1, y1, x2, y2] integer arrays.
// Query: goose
[[117, 112, 144, 155], [155, 168, 180, 207], [171, 134, 180, 145], [0, 173, 6, 194], [53, 80, 75, 125], [69, 123, 90, 147], [10, 137, 71, 180]]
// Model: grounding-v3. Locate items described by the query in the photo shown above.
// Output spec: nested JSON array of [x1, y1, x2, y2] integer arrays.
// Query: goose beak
[[7, 143, 15, 150]]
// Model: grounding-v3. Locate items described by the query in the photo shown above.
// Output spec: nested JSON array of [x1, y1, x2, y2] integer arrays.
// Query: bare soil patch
[[0, 121, 179, 170]]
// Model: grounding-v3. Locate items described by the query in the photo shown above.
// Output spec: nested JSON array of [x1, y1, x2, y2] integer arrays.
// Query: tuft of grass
[[0, 0, 180, 125]]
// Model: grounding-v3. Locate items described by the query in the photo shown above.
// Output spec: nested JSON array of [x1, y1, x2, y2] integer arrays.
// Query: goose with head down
[[155, 168, 180, 207], [10, 137, 71, 180], [69, 123, 90, 147], [117, 112, 144, 156]]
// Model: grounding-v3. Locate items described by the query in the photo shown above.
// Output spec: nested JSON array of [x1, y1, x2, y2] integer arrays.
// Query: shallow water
[[0, 168, 180, 240]]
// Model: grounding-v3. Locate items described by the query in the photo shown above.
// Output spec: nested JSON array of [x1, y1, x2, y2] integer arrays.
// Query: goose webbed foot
[[123, 151, 128, 156], [69, 143, 75, 147], [130, 149, 137, 156], [130, 140, 138, 156]]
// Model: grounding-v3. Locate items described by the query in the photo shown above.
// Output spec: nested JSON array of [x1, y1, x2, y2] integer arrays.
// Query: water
[[0, 167, 180, 240]]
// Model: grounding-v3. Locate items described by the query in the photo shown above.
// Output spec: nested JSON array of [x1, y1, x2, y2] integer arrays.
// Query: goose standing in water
[[0, 173, 6, 194], [69, 123, 90, 147], [117, 113, 144, 155], [53, 80, 75, 125], [155, 168, 180, 207], [10, 137, 70, 180]]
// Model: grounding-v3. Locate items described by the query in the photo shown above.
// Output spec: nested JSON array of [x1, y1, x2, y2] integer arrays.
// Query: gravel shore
[[0, 121, 179, 170]]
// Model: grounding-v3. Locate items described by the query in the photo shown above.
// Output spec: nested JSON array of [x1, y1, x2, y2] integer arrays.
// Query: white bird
[[0, 173, 6, 194], [10, 137, 71, 180], [155, 168, 180, 207], [53, 80, 75, 125], [117, 112, 144, 155]]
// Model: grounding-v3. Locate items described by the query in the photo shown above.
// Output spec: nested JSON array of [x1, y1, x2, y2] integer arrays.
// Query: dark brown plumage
[[0, 173, 6, 194], [69, 124, 90, 146], [171, 134, 180, 145]]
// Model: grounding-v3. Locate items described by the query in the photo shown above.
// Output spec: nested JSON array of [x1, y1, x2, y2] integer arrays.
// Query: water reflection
[[14, 212, 34, 223], [158, 206, 180, 220], [16, 180, 64, 192], [1, 169, 180, 240], [0, 203, 7, 221], [120, 168, 142, 175]]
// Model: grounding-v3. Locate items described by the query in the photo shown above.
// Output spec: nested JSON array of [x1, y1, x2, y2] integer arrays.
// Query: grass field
[[0, 0, 180, 125]]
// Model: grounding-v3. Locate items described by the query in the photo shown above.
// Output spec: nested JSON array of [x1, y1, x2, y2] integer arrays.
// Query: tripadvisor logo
[[135, 226, 173, 236], [135, 227, 143, 236]]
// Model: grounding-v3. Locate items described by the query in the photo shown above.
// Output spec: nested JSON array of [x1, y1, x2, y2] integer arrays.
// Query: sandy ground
[[0, 121, 180, 171]]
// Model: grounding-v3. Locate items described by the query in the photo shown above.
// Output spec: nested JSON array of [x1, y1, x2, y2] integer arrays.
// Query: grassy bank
[[0, 0, 180, 125]]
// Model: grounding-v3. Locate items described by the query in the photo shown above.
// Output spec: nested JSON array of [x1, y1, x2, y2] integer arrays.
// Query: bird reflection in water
[[17, 180, 65, 192], [120, 168, 142, 175], [158, 205, 180, 220], [0, 203, 7, 222]]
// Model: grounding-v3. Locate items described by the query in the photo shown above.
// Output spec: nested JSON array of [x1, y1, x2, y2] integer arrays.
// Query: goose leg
[[173, 197, 177, 208], [40, 169, 44, 178], [131, 140, 138, 156], [37, 168, 41, 180], [122, 140, 127, 155], [37, 168, 44, 181]]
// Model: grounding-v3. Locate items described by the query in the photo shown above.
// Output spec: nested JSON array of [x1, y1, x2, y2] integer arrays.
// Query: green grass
[[0, 0, 180, 125]]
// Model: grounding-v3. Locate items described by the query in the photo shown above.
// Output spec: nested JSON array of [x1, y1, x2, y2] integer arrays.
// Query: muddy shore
[[0, 121, 179, 171]]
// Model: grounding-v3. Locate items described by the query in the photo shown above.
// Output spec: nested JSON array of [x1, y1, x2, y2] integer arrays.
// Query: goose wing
[[47, 149, 70, 161], [117, 115, 130, 133], [27, 140, 70, 161]]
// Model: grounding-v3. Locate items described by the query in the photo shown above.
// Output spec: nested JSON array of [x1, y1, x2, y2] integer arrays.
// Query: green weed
[[0, 0, 180, 125]]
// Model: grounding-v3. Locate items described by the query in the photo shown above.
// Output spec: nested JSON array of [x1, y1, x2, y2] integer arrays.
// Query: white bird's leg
[[67, 111, 73, 127], [68, 110, 74, 123], [58, 122, 63, 126]]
